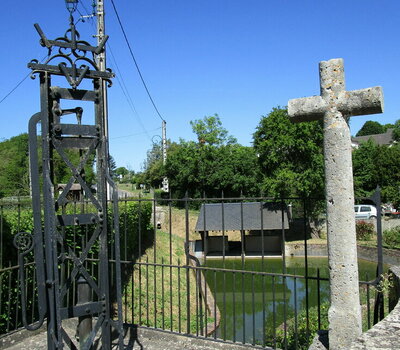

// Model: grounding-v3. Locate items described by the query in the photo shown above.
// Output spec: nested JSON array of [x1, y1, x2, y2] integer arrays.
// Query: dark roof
[[352, 129, 394, 147], [195, 202, 289, 231], [57, 184, 82, 191]]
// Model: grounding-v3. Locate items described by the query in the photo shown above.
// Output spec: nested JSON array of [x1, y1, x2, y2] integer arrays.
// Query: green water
[[203, 257, 378, 345]]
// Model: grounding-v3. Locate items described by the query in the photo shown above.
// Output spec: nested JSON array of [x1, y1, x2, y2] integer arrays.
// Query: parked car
[[354, 204, 377, 220], [382, 203, 397, 216]]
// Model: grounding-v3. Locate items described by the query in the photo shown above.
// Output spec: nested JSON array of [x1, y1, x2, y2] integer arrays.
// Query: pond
[[203, 256, 379, 346]]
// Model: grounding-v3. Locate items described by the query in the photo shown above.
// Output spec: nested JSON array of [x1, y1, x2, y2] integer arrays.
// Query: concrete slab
[[1, 324, 261, 350]]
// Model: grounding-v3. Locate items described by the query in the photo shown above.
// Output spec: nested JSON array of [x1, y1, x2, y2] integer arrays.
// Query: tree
[[0, 134, 30, 198], [253, 107, 324, 202], [165, 141, 261, 198], [352, 139, 379, 198], [356, 121, 385, 136], [0, 134, 96, 198], [393, 119, 400, 142], [115, 167, 130, 183], [164, 116, 260, 198], [353, 140, 400, 207], [190, 114, 237, 146], [141, 140, 171, 189], [383, 123, 395, 132], [108, 155, 117, 180]]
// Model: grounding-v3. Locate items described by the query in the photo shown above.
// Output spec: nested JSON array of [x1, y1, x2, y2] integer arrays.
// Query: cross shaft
[[288, 58, 383, 350]]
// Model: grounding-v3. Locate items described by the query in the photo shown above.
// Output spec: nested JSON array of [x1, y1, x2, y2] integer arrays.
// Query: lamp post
[[65, 0, 78, 14]]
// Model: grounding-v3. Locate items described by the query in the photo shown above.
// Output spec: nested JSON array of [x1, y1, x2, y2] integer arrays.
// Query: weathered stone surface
[[288, 58, 384, 350], [309, 330, 329, 350], [1, 323, 261, 350]]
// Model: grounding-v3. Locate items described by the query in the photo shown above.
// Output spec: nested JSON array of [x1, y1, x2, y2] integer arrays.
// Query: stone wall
[[348, 265, 400, 350], [286, 243, 400, 266]]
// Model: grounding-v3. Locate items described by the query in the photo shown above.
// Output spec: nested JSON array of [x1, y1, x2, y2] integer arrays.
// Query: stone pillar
[[288, 58, 384, 349], [321, 59, 362, 349]]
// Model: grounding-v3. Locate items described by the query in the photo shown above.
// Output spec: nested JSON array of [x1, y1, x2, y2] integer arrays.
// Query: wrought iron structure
[[14, 8, 123, 350]]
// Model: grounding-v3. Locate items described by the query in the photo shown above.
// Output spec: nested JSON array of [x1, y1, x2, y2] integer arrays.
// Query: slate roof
[[351, 128, 395, 147], [195, 202, 289, 232]]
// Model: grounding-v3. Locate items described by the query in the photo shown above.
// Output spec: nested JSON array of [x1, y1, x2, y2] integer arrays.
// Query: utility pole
[[96, 0, 112, 198], [162, 120, 169, 192]]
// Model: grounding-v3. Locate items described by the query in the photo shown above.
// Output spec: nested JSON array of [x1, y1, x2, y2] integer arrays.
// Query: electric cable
[[107, 43, 152, 140], [111, 127, 161, 140], [77, 1, 153, 141], [110, 0, 166, 123], [0, 54, 49, 106]]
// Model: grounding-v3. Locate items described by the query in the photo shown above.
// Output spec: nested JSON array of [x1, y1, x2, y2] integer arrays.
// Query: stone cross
[[288, 58, 384, 350]]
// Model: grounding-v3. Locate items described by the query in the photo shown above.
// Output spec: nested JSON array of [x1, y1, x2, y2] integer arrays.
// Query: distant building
[[57, 184, 82, 201], [195, 202, 289, 256], [351, 128, 396, 148]]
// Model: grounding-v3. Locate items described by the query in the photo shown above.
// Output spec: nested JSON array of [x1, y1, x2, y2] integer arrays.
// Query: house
[[57, 183, 82, 201], [195, 202, 289, 256], [351, 128, 396, 148]]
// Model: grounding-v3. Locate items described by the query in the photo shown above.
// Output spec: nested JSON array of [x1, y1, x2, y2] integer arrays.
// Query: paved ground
[[1, 323, 261, 350]]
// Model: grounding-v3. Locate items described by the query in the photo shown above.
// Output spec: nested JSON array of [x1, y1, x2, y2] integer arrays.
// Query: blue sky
[[0, 1, 399, 171]]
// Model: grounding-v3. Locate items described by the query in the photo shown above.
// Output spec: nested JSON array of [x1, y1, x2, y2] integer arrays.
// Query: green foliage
[[0, 134, 96, 198], [0, 134, 30, 198], [267, 303, 329, 350], [353, 140, 400, 207], [115, 166, 129, 178], [356, 121, 385, 136], [393, 119, 400, 142], [118, 200, 153, 260], [190, 114, 237, 146], [356, 220, 374, 241], [166, 141, 261, 199], [253, 107, 324, 217], [382, 226, 400, 249], [376, 272, 394, 294], [157, 115, 261, 199]]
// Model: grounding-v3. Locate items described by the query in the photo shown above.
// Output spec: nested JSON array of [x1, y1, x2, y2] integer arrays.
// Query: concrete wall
[[285, 243, 328, 257], [245, 235, 281, 253]]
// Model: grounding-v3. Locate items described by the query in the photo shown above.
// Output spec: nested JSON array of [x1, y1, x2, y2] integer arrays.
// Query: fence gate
[[14, 9, 123, 350]]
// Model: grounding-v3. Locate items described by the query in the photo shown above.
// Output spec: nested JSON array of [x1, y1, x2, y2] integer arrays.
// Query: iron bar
[[232, 271, 236, 343], [252, 271, 255, 345], [162, 257, 165, 329], [178, 258, 182, 333], [303, 198, 310, 345], [294, 272, 298, 350], [317, 268, 321, 330]]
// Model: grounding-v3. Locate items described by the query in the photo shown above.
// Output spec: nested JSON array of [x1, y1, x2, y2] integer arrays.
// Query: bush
[[0, 200, 153, 334], [266, 303, 329, 350], [383, 226, 400, 249], [356, 220, 374, 241]]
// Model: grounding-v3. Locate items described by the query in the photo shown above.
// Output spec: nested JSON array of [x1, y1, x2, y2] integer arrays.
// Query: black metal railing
[[0, 194, 388, 349]]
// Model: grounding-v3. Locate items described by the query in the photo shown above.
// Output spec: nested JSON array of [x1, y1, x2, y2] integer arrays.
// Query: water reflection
[[204, 257, 377, 345]]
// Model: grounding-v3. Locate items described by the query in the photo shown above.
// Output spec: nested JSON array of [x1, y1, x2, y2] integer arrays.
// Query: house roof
[[195, 202, 289, 232], [351, 129, 394, 147], [57, 184, 82, 191]]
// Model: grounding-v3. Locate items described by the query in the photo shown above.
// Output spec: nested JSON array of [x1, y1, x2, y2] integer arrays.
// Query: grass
[[116, 183, 153, 198], [122, 227, 212, 334]]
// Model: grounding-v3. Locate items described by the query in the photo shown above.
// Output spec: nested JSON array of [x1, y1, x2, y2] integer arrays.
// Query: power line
[[107, 44, 153, 141], [77, 1, 153, 141], [111, 127, 161, 140], [110, 0, 166, 123], [0, 54, 48, 106]]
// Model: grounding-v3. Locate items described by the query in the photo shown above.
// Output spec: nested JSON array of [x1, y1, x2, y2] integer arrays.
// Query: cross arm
[[338, 86, 384, 116], [288, 95, 327, 123]]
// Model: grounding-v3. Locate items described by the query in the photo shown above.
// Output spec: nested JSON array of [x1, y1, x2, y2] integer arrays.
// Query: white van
[[354, 204, 377, 220]]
